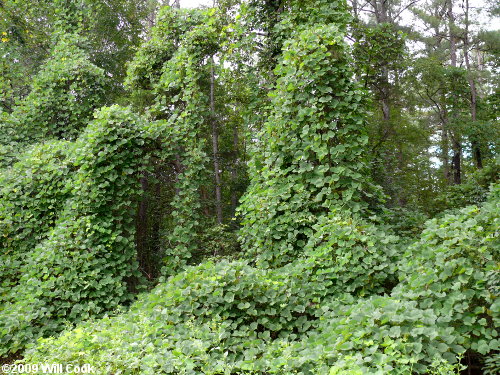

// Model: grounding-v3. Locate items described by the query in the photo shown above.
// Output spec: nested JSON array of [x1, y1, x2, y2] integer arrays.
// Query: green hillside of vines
[[0, 0, 498, 374]]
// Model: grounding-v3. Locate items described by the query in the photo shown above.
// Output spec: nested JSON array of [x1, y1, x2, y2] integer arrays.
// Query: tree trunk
[[200, 186, 211, 217], [451, 137, 461, 184], [463, 0, 482, 168], [437, 103, 452, 183], [370, 0, 388, 23], [442, 125, 451, 183], [447, 0, 462, 184], [151, 180, 161, 279], [136, 174, 150, 278], [230, 125, 239, 217], [351, 0, 359, 18], [210, 60, 223, 224], [447, 0, 457, 67]]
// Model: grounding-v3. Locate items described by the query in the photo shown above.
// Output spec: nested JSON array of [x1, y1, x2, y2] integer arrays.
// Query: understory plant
[[21, 184, 499, 374]]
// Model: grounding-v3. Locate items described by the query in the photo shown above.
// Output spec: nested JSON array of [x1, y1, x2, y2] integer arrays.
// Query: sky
[[181, 0, 212, 7]]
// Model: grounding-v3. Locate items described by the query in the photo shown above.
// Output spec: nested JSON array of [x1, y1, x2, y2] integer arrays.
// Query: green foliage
[[125, 7, 208, 96], [0, 0, 149, 96], [153, 9, 219, 274], [0, 113, 24, 168], [299, 213, 399, 296], [351, 19, 440, 211], [21, 260, 313, 373], [484, 352, 500, 375], [0, 58, 24, 113], [239, 19, 372, 267], [0, 106, 167, 356], [71, 0, 151, 89], [247, 190, 499, 371], [13, 36, 106, 142], [434, 158, 500, 212], [2, 8, 240, 357], [352, 22, 407, 89], [255, 296, 465, 374], [0, 141, 75, 305], [378, 206, 429, 237], [246, 0, 351, 74], [327, 353, 465, 375], [0, 35, 105, 169], [194, 225, 240, 261], [21, 184, 499, 373], [1, 2, 498, 374], [394, 183, 500, 357], [127, 6, 229, 275], [20, 212, 400, 373]]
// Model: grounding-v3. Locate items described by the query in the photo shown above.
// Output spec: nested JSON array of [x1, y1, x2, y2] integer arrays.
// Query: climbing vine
[[0, 8, 229, 355], [0, 35, 106, 168], [127, 7, 225, 275], [16, 36, 106, 141], [1, 2, 497, 372], [0, 106, 169, 356], [239, 1, 373, 267]]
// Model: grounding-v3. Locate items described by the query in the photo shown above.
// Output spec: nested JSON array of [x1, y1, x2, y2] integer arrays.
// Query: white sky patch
[[181, 0, 213, 7]]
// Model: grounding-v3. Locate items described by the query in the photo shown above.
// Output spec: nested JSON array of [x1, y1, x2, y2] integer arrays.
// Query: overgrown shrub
[[0, 113, 23, 168], [0, 36, 106, 169], [394, 183, 499, 357], [193, 225, 241, 261], [21, 186, 498, 373], [0, 141, 75, 310], [13, 36, 106, 142], [252, 296, 465, 374], [433, 158, 499, 213], [127, 6, 225, 275], [20, 215, 403, 373], [125, 7, 207, 95], [377, 205, 429, 237], [239, 21, 372, 268], [0, 106, 164, 356], [298, 212, 399, 296]]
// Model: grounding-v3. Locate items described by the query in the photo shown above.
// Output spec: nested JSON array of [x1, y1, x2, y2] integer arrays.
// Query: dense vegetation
[[0, 0, 498, 374]]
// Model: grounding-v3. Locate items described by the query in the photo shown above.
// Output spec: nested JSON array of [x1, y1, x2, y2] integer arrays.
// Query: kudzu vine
[[127, 7, 224, 275], [240, 1, 372, 267], [0, 106, 171, 356], [1, 2, 497, 372], [1, 7, 227, 355], [0, 35, 106, 168]]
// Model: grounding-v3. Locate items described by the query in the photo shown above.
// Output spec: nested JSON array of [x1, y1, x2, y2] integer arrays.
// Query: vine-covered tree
[[240, 0, 374, 267]]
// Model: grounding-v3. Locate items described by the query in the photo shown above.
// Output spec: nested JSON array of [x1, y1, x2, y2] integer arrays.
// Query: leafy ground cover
[[20, 185, 499, 374], [0, 1, 498, 374]]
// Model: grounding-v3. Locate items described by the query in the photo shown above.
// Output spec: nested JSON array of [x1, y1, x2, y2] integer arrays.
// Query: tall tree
[[240, 0, 373, 267]]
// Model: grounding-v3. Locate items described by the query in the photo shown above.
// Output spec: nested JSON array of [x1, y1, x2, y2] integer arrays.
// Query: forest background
[[0, 0, 498, 374]]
